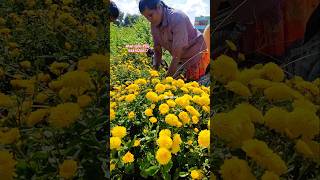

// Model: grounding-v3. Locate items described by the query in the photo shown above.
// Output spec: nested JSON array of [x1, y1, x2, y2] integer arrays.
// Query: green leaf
[[162, 171, 171, 180], [179, 172, 189, 177], [145, 165, 160, 176], [124, 163, 134, 174], [16, 160, 28, 170], [32, 151, 48, 160], [163, 160, 173, 172], [140, 170, 149, 179]]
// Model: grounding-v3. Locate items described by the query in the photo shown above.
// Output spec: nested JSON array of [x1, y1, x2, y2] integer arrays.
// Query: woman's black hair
[[139, 0, 170, 13], [110, 1, 120, 19]]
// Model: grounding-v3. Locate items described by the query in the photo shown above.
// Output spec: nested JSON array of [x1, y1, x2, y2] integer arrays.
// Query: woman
[[139, 0, 209, 81]]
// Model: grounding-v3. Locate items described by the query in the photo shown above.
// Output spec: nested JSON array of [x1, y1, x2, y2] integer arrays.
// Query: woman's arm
[[153, 44, 162, 70], [166, 47, 182, 77]]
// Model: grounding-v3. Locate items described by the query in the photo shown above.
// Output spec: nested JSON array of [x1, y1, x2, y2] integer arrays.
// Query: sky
[[114, 0, 210, 24]]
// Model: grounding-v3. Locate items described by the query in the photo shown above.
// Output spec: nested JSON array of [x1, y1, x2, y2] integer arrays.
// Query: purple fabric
[[151, 7, 207, 67]]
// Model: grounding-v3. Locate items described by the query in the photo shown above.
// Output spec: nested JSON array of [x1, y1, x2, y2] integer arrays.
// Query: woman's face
[[142, 5, 163, 26]]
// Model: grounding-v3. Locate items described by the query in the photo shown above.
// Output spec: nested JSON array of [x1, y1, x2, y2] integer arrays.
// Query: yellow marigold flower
[[193, 95, 210, 106], [134, 78, 147, 85], [49, 80, 63, 91], [165, 114, 182, 127], [225, 40, 237, 51], [26, 109, 49, 127], [242, 139, 287, 175], [158, 94, 165, 101], [171, 134, 182, 154], [125, 94, 136, 102], [296, 81, 319, 95], [213, 112, 254, 148], [264, 107, 289, 134], [166, 99, 176, 107], [128, 111, 135, 119], [194, 128, 199, 133], [180, 87, 189, 93], [295, 139, 313, 157], [59, 87, 74, 101], [19, 60, 31, 69], [122, 151, 134, 163], [249, 78, 274, 89], [77, 59, 96, 72], [149, 70, 159, 77], [151, 104, 156, 109], [191, 116, 199, 124], [133, 139, 140, 147], [155, 83, 166, 93], [261, 171, 279, 180], [233, 103, 264, 124], [110, 102, 117, 109], [77, 95, 92, 108], [146, 91, 159, 102], [302, 140, 320, 163], [110, 109, 115, 120], [110, 163, 116, 171], [10, 79, 35, 93], [59, 160, 77, 179], [175, 96, 190, 107], [212, 55, 239, 84], [159, 129, 171, 137], [178, 111, 190, 124], [262, 62, 284, 82], [61, 71, 92, 91], [0, 151, 17, 180], [157, 135, 173, 149], [220, 157, 255, 180], [35, 92, 49, 103], [198, 130, 210, 148], [0, 93, 14, 107], [164, 91, 174, 97], [0, 128, 20, 145], [190, 170, 203, 180], [152, 78, 161, 84], [172, 79, 185, 88], [225, 81, 252, 97], [145, 108, 153, 116], [149, 117, 157, 123], [49, 103, 81, 128], [110, 137, 121, 150], [185, 106, 200, 117], [159, 103, 170, 115], [192, 87, 204, 95], [236, 68, 262, 86], [293, 99, 318, 113], [164, 77, 174, 83], [202, 106, 210, 113], [126, 84, 139, 92], [286, 108, 319, 139], [264, 84, 294, 101], [156, 148, 171, 165], [49, 61, 69, 75], [111, 126, 126, 138]]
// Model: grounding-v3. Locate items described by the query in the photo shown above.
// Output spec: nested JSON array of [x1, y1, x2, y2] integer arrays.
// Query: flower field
[[211, 43, 320, 179], [110, 21, 211, 178], [1, 0, 108, 179]]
